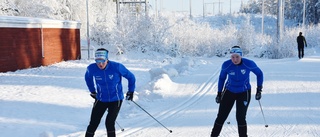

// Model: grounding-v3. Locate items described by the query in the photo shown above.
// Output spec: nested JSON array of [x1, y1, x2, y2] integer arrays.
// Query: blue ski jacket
[[218, 58, 263, 93], [85, 60, 136, 102]]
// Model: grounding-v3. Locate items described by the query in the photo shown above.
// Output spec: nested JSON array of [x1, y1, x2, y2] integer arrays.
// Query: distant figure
[[210, 46, 264, 137], [296, 32, 307, 59]]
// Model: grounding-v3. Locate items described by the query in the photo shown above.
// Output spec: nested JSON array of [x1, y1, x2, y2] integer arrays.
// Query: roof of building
[[0, 16, 81, 29]]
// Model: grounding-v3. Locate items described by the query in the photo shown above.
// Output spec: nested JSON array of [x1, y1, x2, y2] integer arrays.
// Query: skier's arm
[[218, 63, 228, 92], [118, 64, 136, 92], [84, 67, 96, 93], [250, 62, 263, 88], [304, 37, 307, 47]]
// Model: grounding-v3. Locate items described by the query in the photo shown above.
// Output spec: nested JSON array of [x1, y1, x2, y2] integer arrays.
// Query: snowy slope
[[1, 48, 320, 137]]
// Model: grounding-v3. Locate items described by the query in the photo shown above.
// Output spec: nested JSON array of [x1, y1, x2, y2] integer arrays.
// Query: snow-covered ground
[[1, 47, 320, 137]]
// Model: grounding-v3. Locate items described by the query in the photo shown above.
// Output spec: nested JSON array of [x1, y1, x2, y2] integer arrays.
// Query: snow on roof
[[0, 16, 81, 29]]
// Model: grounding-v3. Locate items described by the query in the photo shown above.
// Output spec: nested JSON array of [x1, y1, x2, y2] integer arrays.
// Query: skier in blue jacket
[[85, 48, 136, 137], [210, 46, 263, 137]]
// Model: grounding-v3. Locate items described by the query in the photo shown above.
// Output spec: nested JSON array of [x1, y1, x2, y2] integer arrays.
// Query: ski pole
[[116, 121, 124, 131], [131, 100, 173, 133], [258, 100, 268, 128]]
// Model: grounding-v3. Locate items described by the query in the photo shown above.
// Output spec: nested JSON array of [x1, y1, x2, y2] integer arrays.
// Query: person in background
[[84, 48, 136, 137], [296, 32, 307, 59], [210, 46, 264, 137]]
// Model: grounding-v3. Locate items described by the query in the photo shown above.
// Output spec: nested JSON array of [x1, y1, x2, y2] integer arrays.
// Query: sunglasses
[[95, 59, 106, 63]]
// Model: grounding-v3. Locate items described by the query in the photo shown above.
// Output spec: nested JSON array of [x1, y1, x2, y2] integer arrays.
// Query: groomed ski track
[[116, 62, 221, 137], [60, 55, 320, 137]]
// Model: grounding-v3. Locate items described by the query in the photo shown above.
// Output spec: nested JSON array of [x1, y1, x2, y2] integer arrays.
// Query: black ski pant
[[86, 100, 122, 137], [211, 90, 251, 137], [298, 46, 304, 59]]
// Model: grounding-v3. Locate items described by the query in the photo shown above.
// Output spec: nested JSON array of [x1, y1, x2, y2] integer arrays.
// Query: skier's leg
[[86, 100, 108, 137], [298, 47, 301, 59], [85, 132, 94, 137], [211, 90, 236, 137], [236, 90, 251, 137], [105, 100, 122, 137], [211, 123, 223, 137], [238, 125, 247, 137]]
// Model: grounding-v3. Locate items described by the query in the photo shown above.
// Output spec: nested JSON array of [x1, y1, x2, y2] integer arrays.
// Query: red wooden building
[[0, 16, 81, 72]]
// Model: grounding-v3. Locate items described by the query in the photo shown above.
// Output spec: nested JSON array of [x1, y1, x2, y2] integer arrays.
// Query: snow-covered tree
[[0, 0, 19, 16], [241, 0, 319, 25], [0, 0, 319, 59]]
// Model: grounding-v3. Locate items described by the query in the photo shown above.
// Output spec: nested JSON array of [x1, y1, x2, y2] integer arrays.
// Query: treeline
[[241, 0, 319, 25]]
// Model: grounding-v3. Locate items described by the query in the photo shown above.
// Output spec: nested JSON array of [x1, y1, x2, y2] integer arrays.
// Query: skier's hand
[[126, 91, 134, 101], [255, 86, 262, 100], [215, 92, 222, 103], [90, 93, 96, 99]]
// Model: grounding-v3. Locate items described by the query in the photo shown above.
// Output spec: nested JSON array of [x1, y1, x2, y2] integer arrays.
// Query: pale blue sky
[[149, 0, 249, 16]]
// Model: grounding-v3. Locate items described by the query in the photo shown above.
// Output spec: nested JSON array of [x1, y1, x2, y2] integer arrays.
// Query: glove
[[255, 86, 262, 100], [126, 91, 134, 101], [90, 93, 96, 99], [215, 92, 222, 103]]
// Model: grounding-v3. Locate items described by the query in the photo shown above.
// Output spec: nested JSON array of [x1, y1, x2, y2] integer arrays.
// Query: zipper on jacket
[[104, 70, 110, 102]]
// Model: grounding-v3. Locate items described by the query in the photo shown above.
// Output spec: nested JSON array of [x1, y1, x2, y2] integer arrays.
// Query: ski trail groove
[[118, 66, 220, 136]]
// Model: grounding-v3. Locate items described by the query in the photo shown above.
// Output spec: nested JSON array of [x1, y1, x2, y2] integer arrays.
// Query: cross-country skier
[[84, 48, 136, 137], [210, 46, 264, 137]]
